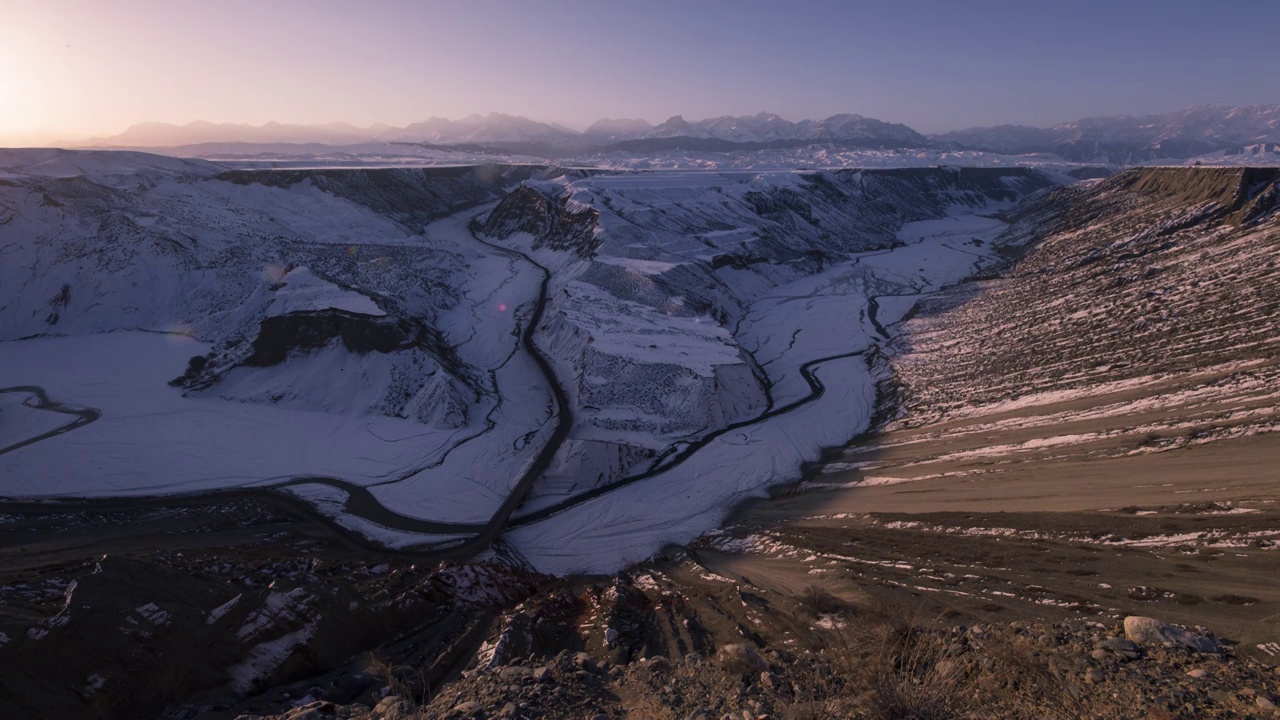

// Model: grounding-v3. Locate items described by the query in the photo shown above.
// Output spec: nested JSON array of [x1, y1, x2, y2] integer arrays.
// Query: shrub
[[799, 585, 851, 617]]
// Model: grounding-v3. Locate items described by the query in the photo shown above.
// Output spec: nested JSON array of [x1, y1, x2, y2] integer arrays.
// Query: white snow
[[0, 391, 70, 451], [227, 619, 318, 693], [265, 267, 385, 317], [0, 148, 216, 182], [507, 357, 869, 574], [0, 333, 434, 493], [0, 150, 1064, 575], [501, 192, 1015, 573], [0, 184, 557, 527], [207, 594, 243, 625], [83, 673, 107, 696], [134, 602, 171, 626]]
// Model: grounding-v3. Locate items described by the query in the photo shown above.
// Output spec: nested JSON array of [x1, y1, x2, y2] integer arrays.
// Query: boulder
[[282, 701, 338, 720], [451, 701, 484, 717], [497, 666, 532, 682], [573, 651, 597, 671], [717, 644, 768, 675], [759, 671, 781, 692], [1123, 616, 1217, 653], [373, 697, 413, 720], [645, 656, 671, 673], [1095, 637, 1141, 661]]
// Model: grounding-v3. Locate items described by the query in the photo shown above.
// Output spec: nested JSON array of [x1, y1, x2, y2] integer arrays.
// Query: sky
[[2, 0, 1279, 145]]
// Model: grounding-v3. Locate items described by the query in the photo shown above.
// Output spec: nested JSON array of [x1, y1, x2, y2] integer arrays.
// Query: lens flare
[[262, 263, 288, 283], [164, 322, 197, 341]]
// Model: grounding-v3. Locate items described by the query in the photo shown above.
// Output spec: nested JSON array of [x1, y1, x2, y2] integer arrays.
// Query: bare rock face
[[244, 311, 418, 367], [1124, 616, 1218, 653], [478, 183, 600, 258]]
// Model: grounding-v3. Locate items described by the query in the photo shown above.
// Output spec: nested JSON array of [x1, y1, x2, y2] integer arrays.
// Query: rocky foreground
[[245, 612, 1280, 720]]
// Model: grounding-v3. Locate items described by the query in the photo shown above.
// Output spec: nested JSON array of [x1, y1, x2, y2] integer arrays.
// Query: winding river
[[0, 213, 962, 563]]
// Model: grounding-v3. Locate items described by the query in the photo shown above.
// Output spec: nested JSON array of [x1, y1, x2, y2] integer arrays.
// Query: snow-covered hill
[[153, 141, 546, 168], [0, 156, 557, 528], [474, 166, 1062, 571], [567, 145, 1105, 175], [1, 150, 1066, 573]]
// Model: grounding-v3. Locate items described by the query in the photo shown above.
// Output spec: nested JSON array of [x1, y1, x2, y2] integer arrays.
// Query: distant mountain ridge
[[582, 118, 654, 143], [641, 112, 927, 147], [83, 113, 582, 149], [76, 105, 1280, 162], [78, 111, 934, 151], [935, 105, 1280, 162]]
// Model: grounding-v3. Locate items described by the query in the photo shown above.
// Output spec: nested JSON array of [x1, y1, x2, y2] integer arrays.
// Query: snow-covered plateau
[[0, 149, 1063, 573]]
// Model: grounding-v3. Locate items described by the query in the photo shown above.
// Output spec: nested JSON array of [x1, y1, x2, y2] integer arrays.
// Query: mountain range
[[934, 105, 1280, 162], [73, 105, 1280, 162]]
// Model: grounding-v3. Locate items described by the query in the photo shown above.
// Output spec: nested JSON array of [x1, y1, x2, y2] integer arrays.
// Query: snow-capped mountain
[[644, 113, 799, 142], [637, 112, 928, 147], [581, 118, 655, 143], [388, 112, 581, 145], [89, 120, 386, 147], [936, 104, 1280, 162], [73, 105, 1280, 164], [83, 113, 581, 149], [78, 111, 933, 153]]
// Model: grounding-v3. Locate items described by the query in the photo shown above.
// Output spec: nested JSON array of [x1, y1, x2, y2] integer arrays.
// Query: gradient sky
[[3, 0, 1279, 144]]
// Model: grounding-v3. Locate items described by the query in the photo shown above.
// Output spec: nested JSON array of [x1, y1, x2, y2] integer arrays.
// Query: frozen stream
[[0, 186, 1012, 574]]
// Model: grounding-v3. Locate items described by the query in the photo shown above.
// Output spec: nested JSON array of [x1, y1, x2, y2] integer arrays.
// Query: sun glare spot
[[262, 263, 288, 283]]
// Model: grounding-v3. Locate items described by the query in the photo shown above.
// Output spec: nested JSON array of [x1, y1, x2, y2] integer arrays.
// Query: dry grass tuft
[[798, 585, 852, 617], [785, 601, 1086, 720]]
